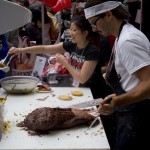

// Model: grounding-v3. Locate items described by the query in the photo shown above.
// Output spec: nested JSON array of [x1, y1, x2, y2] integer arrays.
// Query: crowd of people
[[0, 0, 62, 78], [1, 0, 150, 149]]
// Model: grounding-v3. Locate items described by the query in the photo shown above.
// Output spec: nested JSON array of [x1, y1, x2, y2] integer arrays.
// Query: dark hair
[[85, 0, 130, 21], [62, 8, 71, 21], [72, 7, 84, 17], [30, 8, 50, 25], [47, 7, 55, 15], [30, 8, 41, 26], [30, 7, 58, 40], [71, 15, 99, 42], [18, 0, 29, 7]]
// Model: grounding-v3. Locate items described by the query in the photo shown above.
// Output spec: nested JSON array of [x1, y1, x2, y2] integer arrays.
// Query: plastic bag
[[42, 62, 69, 77], [42, 53, 70, 78]]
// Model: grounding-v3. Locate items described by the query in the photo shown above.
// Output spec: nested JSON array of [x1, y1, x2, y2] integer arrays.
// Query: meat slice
[[17, 107, 97, 132]]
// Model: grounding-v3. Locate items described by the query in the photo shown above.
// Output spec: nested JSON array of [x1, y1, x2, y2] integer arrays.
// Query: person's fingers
[[100, 97, 109, 105], [100, 93, 116, 105], [98, 104, 113, 115], [10, 54, 17, 58]]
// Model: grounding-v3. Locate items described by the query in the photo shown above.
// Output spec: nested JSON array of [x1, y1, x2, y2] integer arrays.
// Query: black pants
[[102, 100, 150, 150]]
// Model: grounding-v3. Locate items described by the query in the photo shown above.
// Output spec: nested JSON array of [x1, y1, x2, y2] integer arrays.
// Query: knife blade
[[88, 115, 100, 130], [68, 98, 103, 108]]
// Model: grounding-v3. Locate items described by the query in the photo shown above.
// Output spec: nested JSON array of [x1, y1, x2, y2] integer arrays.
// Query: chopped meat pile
[[17, 107, 97, 132]]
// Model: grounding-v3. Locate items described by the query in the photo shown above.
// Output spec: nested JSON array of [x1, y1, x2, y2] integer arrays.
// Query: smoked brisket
[[17, 107, 96, 132]]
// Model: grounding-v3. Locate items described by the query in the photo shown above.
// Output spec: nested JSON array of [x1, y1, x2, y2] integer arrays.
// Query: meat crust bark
[[17, 107, 96, 132]]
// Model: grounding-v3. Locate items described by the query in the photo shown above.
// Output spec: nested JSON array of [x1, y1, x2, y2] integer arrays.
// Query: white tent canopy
[[0, 0, 32, 35]]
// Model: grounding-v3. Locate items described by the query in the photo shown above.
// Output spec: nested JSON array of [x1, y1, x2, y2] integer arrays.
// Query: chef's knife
[[68, 98, 103, 108]]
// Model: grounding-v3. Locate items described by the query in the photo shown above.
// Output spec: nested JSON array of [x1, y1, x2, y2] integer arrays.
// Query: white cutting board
[[0, 87, 110, 150]]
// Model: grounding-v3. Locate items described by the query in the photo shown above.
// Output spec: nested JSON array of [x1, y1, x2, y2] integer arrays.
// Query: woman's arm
[[8, 42, 65, 56], [56, 53, 97, 84]]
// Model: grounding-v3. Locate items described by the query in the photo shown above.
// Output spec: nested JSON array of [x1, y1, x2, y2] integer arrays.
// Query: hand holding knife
[[88, 97, 113, 130], [67, 96, 113, 130]]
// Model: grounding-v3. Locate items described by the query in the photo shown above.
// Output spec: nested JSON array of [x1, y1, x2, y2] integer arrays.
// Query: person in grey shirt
[[5, 29, 19, 48]]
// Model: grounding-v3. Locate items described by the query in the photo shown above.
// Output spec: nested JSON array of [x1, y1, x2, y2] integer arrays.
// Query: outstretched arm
[[8, 42, 66, 57]]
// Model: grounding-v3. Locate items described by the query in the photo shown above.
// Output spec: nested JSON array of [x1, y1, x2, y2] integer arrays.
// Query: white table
[[0, 87, 110, 150]]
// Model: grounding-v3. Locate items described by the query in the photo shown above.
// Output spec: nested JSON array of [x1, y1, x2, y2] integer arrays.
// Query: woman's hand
[[55, 53, 68, 65], [8, 47, 22, 57], [98, 93, 116, 115]]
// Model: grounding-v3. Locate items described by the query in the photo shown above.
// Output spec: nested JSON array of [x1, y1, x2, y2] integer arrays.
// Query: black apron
[[105, 36, 150, 150]]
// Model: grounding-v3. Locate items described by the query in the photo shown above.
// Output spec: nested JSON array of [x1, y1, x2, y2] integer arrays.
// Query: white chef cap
[[84, 1, 120, 19]]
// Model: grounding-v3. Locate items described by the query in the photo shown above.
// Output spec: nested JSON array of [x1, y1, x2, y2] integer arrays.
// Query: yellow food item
[[71, 91, 83, 96], [58, 95, 73, 101], [0, 98, 7, 104], [3, 121, 11, 132]]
